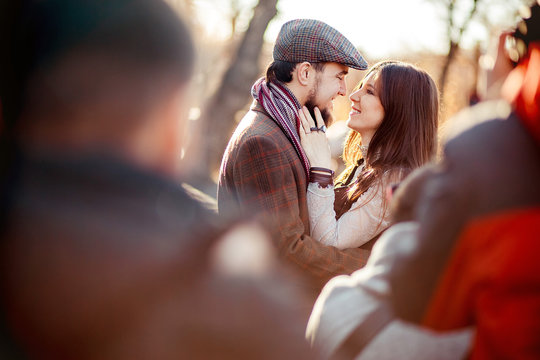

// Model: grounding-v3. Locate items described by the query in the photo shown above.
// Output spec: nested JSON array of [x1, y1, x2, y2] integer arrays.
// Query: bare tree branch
[[189, 0, 279, 184], [439, 0, 480, 97]]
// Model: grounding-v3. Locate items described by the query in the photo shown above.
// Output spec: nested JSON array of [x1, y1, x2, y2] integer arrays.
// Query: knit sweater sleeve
[[307, 180, 390, 250]]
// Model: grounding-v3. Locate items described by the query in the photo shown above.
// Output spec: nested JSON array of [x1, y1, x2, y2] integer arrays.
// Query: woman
[[299, 60, 438, 249]]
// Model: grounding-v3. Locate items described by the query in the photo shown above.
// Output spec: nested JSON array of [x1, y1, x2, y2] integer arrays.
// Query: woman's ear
[[295, 62, 313, 86]]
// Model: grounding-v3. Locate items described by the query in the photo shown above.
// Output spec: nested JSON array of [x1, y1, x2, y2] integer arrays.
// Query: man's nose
[[338, 79, 347, 96]]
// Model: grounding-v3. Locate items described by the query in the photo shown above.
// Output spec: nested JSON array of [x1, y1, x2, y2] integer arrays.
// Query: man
[[0, 1, 316, 358], [218, 19, 369, 292]]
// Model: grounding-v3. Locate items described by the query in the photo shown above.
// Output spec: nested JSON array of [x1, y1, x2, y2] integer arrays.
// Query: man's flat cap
[[273, 19, 367, 70]]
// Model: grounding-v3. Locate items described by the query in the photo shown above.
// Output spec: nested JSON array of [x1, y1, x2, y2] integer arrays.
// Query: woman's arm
[[307, 181, 390, 249], [299, 106, 391, 249]]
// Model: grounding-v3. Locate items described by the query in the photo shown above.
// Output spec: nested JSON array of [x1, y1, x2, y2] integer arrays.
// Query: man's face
[[305, 62, 349, 126]]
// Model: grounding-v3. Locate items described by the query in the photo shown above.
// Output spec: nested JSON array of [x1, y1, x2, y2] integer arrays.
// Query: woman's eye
[[367, 89, 374, 95]]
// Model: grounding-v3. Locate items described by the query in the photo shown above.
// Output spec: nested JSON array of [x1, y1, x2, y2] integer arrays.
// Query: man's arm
[[223, 134, 370, 289]]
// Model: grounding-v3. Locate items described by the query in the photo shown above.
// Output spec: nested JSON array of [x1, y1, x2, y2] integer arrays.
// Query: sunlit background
[[165, 0, 532, 193], [194, 0, 484, 57]]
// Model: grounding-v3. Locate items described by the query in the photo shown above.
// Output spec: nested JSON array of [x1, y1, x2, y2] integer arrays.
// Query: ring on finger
[[310, 125, 326, 133]]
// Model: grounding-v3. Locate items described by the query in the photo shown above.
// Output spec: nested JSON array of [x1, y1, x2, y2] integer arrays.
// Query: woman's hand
[[298, 106, 332, 169]]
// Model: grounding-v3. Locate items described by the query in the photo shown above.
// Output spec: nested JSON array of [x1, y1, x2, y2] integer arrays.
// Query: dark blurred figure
[[0, 1, 316, 359], [306, 166, 472, 360], [389, 3, 540, 359]]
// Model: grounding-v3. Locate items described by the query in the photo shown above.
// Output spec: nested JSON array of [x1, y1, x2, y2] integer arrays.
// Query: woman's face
[[346, 71, 385, 145]]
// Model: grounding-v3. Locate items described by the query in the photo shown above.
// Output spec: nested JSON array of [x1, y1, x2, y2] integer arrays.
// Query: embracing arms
[[218, 123, 370, 290]]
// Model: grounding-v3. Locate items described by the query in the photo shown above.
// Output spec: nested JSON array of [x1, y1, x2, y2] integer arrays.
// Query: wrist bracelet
[[309, 170, 334, 188], [310, 167, 335, 176]]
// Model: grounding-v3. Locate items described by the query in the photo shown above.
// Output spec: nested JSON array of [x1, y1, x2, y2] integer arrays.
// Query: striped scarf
[[251, 77, 310, 178]]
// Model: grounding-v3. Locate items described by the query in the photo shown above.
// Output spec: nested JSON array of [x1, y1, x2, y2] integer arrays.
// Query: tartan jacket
[[218, 100, 370, 291]]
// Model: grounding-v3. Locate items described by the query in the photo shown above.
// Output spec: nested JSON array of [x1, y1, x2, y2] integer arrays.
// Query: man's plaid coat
[[218, 101, 370, 291]]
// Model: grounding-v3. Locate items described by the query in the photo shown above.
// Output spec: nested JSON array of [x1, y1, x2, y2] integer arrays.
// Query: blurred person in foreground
[[305, 165, 472, 360], [388, 3, 540, 359], [0, 1, 316, 358], [298, 61, 438, 250], [218, 19, 371, 296]]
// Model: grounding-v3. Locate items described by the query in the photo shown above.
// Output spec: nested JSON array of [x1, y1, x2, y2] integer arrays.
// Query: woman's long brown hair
[[338, 60, 439, 206]]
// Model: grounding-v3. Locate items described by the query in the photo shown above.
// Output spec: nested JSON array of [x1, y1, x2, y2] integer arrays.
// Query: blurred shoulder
[[440, 100, 512, 143]]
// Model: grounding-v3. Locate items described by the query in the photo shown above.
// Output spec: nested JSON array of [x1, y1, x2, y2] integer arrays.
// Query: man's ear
[[295, 62, 313, 86]]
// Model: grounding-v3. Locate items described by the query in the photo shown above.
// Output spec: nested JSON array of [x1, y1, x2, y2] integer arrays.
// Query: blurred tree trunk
[[165, 0, 195, 19], [437, 0, 479, 99], [230, 0, 242, 39], [192, 0, 278, 186]]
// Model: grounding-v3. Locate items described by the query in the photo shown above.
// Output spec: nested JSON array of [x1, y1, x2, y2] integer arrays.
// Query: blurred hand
[[482, 32, 514, 100], [298, 106, 332, 169]]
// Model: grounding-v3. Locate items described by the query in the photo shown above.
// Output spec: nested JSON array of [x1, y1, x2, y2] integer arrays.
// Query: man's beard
[[304, 88, 334, 127]]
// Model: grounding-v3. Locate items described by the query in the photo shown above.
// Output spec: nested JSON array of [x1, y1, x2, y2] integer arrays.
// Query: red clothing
[[503, 43, 540, 144], [424, 209, 540, 359]]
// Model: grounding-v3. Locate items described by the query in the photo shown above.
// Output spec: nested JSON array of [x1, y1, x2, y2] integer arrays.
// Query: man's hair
[[511, 3, 540, 63], [265, 60, 325, 83], [2, 0, 194, 132]]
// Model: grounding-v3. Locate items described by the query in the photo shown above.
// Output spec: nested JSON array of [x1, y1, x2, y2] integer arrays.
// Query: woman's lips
[[350, 107, 361, 115]]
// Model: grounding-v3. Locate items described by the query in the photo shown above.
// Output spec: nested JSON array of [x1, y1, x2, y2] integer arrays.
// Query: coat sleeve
[[225, 134, 371, 289], [388, 158, 473, 323], [307, 183, 390, 249]]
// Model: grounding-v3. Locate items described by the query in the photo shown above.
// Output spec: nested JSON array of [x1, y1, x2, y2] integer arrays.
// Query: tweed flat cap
[[273, 19, 367, 70]]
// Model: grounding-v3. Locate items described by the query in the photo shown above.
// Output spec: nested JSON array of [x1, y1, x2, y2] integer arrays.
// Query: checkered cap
[[273, 19, 367, 70]]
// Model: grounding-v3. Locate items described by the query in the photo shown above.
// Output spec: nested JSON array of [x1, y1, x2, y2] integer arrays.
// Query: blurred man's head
[[508, 3, 540, 64], [502, 2, 540, 145], [4, 0, 194, 175]]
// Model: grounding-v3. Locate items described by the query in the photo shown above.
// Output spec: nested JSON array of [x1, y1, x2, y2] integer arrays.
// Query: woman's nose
[[349, 89, 360, 102]]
